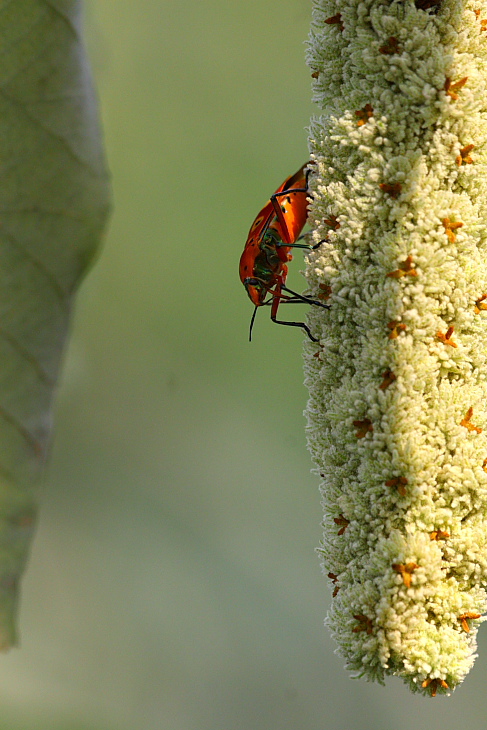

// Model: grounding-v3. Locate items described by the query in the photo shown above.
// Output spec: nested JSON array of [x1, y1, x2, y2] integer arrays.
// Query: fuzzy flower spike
[[304, 0, 487, 695]]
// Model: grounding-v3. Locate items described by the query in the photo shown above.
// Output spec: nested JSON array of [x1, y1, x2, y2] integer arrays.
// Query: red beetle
[[239, 163, 327, 341]]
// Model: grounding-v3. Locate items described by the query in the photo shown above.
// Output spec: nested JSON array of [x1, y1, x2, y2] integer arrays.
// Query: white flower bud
[[304, 0, 487, 695]]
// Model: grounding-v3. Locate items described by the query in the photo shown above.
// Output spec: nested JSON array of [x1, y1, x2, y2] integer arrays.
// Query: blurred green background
[[0, 1, 485, 728]]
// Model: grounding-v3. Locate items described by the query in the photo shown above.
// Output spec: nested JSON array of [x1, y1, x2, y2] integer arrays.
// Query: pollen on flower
[[442, 217, 463, 243], [324, 13, 343, 30], [422, 678, 449, 697], [379, 182, 402, 198], [460, 407, 482, 434], [355, 103, 374, 126], [385, 476, 408, 496], [387, 321, 407, 339], [352, 615, 373, 635], [353, 418, 373, 438], [474, 294, 487, 313], [333, 514, 350, 535], [386, 255, 417, 278], [379, 37, 400, 54], [458, 613, 482, 632], [323, 215, 340, 230], [415, 0, 442, 10], [328, 572, 340, 596], [480, 18, 487, 31], [456, 144, 475, 166], [430, 530, 450, 541], [392, 562, 419, 588], [437, 326, 457, 347], [379, 369, 396, 389], [444, 76, 468, 100], [318, 283, 332, 300]]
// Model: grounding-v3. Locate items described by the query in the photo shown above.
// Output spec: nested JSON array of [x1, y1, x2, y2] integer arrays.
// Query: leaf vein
[[0, 83, 99, 175], [42, 0, 80, 41], [0, 403, 43, 457], [2, 229, 69, 303], [0, 327, 56, 386]]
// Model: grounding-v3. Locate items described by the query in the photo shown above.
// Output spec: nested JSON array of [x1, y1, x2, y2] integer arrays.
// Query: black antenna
[[249, 306, 258, 342]]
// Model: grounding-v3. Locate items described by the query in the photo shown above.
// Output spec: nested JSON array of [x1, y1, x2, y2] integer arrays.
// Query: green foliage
[[0, 0, 110, 646]]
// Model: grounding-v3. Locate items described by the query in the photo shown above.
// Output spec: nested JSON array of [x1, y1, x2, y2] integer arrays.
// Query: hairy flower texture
[[304, 0, 487, 696]]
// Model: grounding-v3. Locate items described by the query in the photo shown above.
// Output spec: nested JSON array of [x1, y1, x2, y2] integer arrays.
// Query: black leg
[[271, 314, 318, 342], [281, 284, 330, 309], [275, 240, 314, 250]]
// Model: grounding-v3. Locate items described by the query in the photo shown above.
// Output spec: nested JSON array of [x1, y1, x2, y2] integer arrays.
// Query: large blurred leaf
[[0, 0, 110, 646]]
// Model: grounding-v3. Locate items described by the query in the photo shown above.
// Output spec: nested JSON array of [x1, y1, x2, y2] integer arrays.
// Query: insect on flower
[[239, 163, 329, 341]]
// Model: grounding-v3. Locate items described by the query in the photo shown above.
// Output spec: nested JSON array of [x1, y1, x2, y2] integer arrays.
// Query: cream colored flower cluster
[[304, 0, 487, 695]]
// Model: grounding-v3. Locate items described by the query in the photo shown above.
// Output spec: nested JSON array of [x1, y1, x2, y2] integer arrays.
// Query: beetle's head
[[243, 277, 266, 307]]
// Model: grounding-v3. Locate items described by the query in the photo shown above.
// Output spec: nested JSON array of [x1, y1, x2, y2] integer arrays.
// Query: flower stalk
[[304, 0, 487, 695]]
